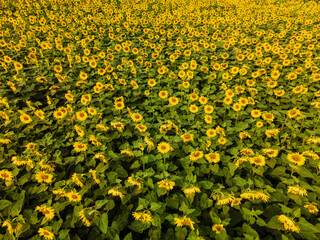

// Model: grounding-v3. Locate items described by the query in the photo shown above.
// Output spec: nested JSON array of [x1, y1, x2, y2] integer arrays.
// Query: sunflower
[[73, 142, 87, 152], [54, 65, 62, 73], [205, 152, 220, 163], [287, 153, 306, 166], [212, 224, 225, 234], [225, 89, 234, 97], [38, 228, 54, 240], [287, 72, 297, 80], [87, 107, 97, 116], [183, 186, 201, 199], [238, 98, 248, 106], [74, 125, 85, 137], [178, 70, 186, 79], [267, 80, 278, 88], [135, 123, 147, 133], [251, 109, 261, 118], [199, 96, 208, 105], [218, 137, 227, 145], [131, 113, 143, 122], [262, 113, 274, 122], [189, 151, 203, 161], [232, 103, 241, 112], [278, 215, 300, 233], [287, 108, 300, 119], [35, 205, 55, 220], [157, 142, 173, 154], [174, 216, 195, 231], [182, 81, 190, 88], [67, 190, 82, 202], [204, 105, 214, 114], [159, 91, 168, 99], [65, 92, 74, 102], [223, 97, 233, 105], [204, 115, 212, 124], [274, 89, 285, 97], [76, 111, 88, 121], [111, 122, 125, 132], [249, 155, 266, 166], [35, 171, 53, 183], [189, 93, 198, 101], [148, 79, 156, 87], [132, 212, 153, 223], [53, 110, 65, 119], [256, 121, 263, 128], [0, 170, 13, 185], [189, 104, 198, 113], [304, 204, 319, 214], [114, 101, 125, 110], [79, 71, 88, 80], [72, 173, 84, 187], [271, 70, 280, 80], [157, 180, 175, 190], [181, 133, 194, 142], [287, 186, 307, 196], [231, 198, 242, 207], [169, 97, 179, 106], [206, 128, 217, 138], [262, 149, 279, 158], [20, 114, 32, 124]]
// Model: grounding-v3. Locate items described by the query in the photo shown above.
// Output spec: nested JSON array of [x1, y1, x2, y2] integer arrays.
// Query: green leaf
[[10, 190, 25, 217], [59, 229, 70, 240], [175, 227, 187, 240], [0, 200, 11, 211], [298, 217, 320, 240], [124, 232, 133, 240], [95, 199, 109, 210], [95, 213, 108, 234], [256, 218, 266, 227], [266, 215, 284, 231]]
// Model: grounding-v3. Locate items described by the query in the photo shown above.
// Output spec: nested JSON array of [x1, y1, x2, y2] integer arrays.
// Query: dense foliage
[[1, 0, 320, 239]]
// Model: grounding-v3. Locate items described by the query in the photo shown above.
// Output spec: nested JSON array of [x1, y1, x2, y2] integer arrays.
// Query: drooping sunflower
[[174, 216, 195, 231], [304, 204, 319, 214], [183, 186, 201, 199], [157, 180, 175, 190]]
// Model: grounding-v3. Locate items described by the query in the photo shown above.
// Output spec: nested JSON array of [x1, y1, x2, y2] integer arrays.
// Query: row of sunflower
[[1, 0, 320, 239]]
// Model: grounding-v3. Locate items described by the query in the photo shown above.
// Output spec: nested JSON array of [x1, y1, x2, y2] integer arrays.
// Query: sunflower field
[[1, 0, 320, 239]]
